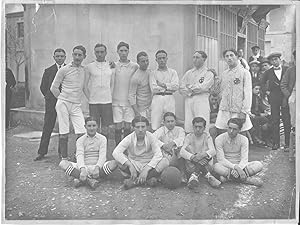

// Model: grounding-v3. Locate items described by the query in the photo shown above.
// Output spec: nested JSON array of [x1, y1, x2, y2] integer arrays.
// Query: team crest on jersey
[[234, 78, 241, 84], [199, 77, 205, 83]]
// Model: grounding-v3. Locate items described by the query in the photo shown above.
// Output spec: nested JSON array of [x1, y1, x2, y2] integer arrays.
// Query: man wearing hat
[[281, 50, 296, 156], [260, 58, 272, 74], [249, 60, 263, 84], [249, 46, 264, 63], [261, 52, 290, 150]]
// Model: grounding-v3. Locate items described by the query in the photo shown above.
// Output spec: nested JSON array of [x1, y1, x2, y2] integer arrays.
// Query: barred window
[[197, 5, 218, 39], [220, 6, 237, 57], [247, 22, 259, 59]]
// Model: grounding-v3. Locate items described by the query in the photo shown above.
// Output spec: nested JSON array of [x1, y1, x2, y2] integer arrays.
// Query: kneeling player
[[180, 117, 221, 189], [112, 116, 169, 189], [214, 118, 263, 186], [153, 112, 186, 182], [59, 117, 117, 189]]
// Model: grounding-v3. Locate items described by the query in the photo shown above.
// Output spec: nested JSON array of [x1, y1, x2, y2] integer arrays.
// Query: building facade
[[21, 4, 276, 121]]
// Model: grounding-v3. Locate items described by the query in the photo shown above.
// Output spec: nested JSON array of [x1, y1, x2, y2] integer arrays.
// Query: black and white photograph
[[1, 0, 298, 223]]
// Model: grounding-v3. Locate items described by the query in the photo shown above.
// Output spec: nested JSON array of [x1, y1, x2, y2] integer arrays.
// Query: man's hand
[[79, 168, 88, 182], [91, 166, 100, 179], [198, 154, 211, 166], [156, 80, 167, 89], [137, 165, 151, 184], [128, 164, 138, 181], [234, 165, 246, 181], [238, 112, 246, 120], [194, 152, 208, 162], [260, 112, 268, 117], [208, 68, 217, 77]]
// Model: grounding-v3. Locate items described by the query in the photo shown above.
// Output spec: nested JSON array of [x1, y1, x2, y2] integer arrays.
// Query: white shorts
[[55, 99, 85, 134], [112, 105, 135, 123], [151, 95, 175, 130], [184, 94, 210, 133], [215, 110, 253, 132]]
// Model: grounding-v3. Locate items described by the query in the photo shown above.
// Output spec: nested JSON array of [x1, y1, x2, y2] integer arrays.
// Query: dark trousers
[[5, 89, 12, 128], [270, 97, 291, 146], [37, 98, 57, 155]]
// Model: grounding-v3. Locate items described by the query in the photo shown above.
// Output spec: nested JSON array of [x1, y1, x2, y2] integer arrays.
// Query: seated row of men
[[59, 113, 263, 190]]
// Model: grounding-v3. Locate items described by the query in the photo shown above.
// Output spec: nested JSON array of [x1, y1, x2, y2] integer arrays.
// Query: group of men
[[32, 41, 277, 190], [238, 45, 296, 156]]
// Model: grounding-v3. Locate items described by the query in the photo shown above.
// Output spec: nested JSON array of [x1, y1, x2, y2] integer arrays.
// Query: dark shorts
[[89, 103, 113, 126]]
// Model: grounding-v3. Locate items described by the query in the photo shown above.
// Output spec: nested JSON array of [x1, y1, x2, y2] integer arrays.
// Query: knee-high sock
[[59, 135, 68, 159], [65, 165, 80, 179], [99, 161, 114, 177], [115, 129, 122, 146]]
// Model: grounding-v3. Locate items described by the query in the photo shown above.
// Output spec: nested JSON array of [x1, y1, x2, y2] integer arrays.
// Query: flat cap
[[267, 52, 282, 60], [260, 58, 271, 65], [249, 60, 260, 66], [251, 45, 260, 50]]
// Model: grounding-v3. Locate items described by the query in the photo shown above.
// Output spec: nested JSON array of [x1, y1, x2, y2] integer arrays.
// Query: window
[[17, 22, 24, 38], [247, 22, 258, 59], [220, 6, 237, 57], [258, 26, 265, 54], [197, 5, 218, 39]]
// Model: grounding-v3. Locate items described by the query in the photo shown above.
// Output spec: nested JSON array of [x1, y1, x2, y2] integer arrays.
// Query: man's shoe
[[122, 178, 138, 190], [34, 154, 45, 161], [146, 177, 158, 187], [219, 176, 228, 183], [272, 144, 279, 150], [207, 176, 221, 188], [86, 177, 100, 190], [73, 178, 84, 188], [242, 177, 263, 187], [187, 173, 199, 189]]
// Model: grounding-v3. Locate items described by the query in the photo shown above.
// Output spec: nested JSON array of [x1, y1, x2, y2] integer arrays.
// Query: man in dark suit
[[281, 50, 296, 154], [261, 52, 290, 150], [249, 60, 263, 84], [34, 48, 66, 161], [6, 67, 16, 129], [249, 46, 264, 63]]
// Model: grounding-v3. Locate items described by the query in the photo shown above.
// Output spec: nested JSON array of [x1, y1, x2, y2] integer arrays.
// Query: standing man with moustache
[[179, 51, 214, 133], [149, 50, 179, 131], [262, 52, 290, 150], [34, 48, 66, 161]]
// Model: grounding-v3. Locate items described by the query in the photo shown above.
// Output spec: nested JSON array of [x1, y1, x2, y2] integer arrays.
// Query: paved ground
[[4, 125, 297, 222]]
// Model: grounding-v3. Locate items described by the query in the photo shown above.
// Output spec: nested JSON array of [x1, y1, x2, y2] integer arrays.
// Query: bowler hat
[[249, 60, 260, 66]]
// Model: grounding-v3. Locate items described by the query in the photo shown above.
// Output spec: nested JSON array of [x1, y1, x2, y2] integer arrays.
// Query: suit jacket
[[251, 94, 266, 116], [249, 55, 264, 63], [280, 65, 296, 98], [40, 64, 61, 102], [261, 66, 288, 104], [250, 71, 263, 84]]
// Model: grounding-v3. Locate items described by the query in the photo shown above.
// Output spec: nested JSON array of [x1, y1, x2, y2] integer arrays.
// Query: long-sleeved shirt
[[149, 68, 179, 94], [50, 63, 85, 104], [153, 126, 185, 148], [128, 69, 152, 111], [179, 66, 214, 97], [219, 64, 252, 114], [112, 61, 139, 106], [112, 131, 163, 169], [180, 132, 216, 160], [76, 133, 107, 169], [84, 61, 115, 104], [215, 132, 249, 169]]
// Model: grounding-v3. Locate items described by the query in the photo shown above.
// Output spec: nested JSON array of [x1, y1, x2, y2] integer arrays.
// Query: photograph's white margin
[[0, 0, 299, 224]]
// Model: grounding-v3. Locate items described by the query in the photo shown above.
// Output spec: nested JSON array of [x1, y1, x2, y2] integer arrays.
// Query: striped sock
[[102, 161, 112, 175], [65, 165, 80, 178]]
